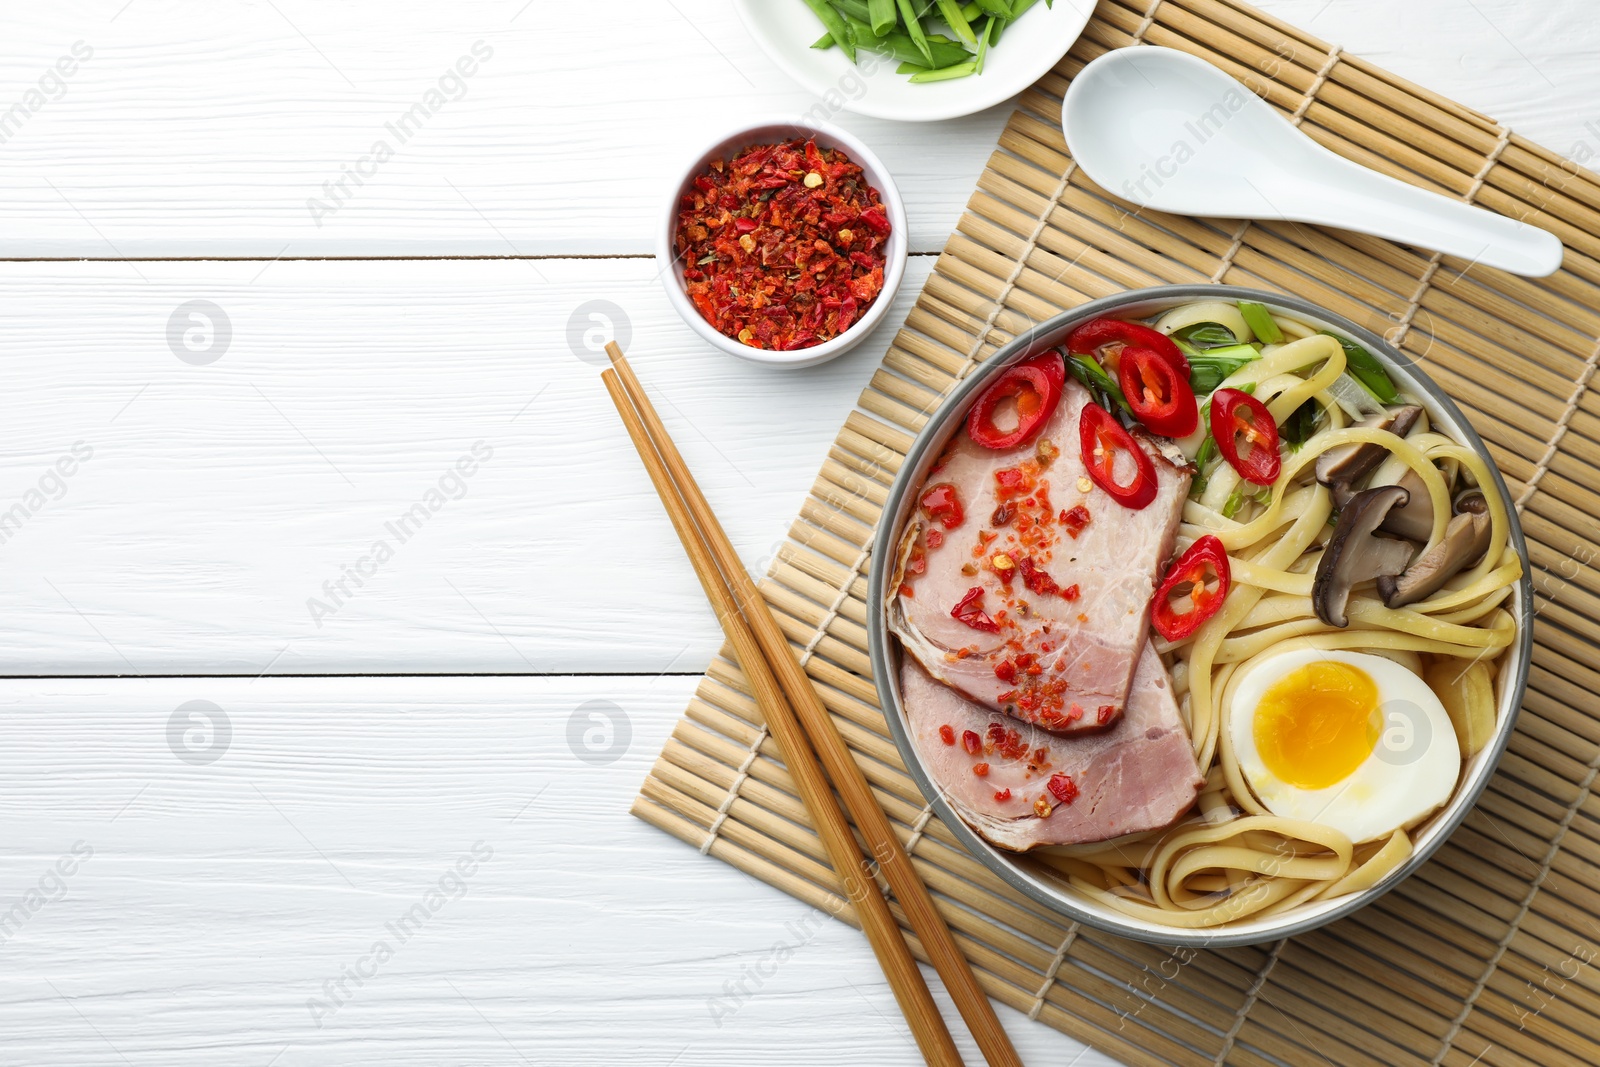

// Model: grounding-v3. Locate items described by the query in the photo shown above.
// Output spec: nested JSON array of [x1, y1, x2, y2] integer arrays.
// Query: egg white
[[1229, 649, 1461, 844]]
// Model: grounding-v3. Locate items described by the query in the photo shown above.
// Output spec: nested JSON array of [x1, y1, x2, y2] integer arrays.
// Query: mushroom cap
[[1313, 484, 1417, 627], [1377, 490, 1492, 608], [1378, 467, 1435, 542], [1314, 405, 1424, 499]]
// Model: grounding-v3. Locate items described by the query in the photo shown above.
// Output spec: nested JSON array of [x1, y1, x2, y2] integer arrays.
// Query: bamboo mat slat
[[631, 1, 1600, 1063]]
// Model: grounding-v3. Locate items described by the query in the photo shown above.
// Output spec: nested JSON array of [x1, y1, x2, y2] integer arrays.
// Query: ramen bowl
[[866, 283, 1533, 947]]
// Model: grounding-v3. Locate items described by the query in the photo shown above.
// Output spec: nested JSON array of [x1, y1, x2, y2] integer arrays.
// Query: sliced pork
[[890, 376, 1190, 734], [900, 648, 1204, 850]]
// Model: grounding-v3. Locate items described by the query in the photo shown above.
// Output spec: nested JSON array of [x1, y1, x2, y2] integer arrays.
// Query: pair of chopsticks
[[602, 342, 1022, 1067]]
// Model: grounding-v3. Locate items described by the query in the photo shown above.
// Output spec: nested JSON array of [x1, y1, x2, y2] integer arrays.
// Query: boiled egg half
[[1228, 649, 1461, 844]]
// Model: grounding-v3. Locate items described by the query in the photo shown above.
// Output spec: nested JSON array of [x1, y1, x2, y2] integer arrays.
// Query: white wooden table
[[1, 3, 1593, 1064]]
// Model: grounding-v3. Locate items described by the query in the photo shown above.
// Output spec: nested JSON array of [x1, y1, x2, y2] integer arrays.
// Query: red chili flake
[[1047, 773, 1079, 805], [925, 529, 945, 549], [898, 583, 914, 598], [995, 467, 1031, 498], [950, 586, 1000, 633], [1014, 557, 1060, 597], [973, 762, 990, 777], [993, 788, 1012, 802], [1060, 505, 1091, 538], [1062, 584, 1080, 601], [675, 138, 889, 351], [962, 729, 982, 755], [991, 501, 1015, 527], [994, 659, 1017, 684], [939, 724, 955, 745], [1097, 705, 1116, 724], [919, 483, 964, 530]]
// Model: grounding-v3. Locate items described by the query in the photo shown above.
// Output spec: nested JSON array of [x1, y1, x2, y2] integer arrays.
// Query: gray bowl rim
[[865, 282, 1535, 949]]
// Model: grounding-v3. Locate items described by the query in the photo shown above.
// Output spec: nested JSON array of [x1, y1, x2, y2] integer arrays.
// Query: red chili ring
[[1067, 318, 1190, 378], [1211, 388, 1281, 486], [965, 349, 1066, 451], [1119, 345, 1199, 438], [1078, 402, 1158, 510], [1152, 535, 1231, 641]]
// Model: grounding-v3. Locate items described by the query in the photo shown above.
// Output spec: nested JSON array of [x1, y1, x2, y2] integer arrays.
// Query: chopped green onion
[[896, 0, 935, 64], [845, 16, 967, 66], [1222, 481, 1247, 519], [1282, 399, 1319, 449], [936, 0, 980, 45], [974, 15, 993, 74], [868, 0, 897, 35], [1320, 331, 1398, 403], [896, 60, 928, 73], [1186, 346, 1260, 394], [1066, 355, 1129, 414], [908, 59, 977, 81], [811, 30, 836, 49], [1238, 301, 1283, 344], [801, 0, 856, 60], [1171, 321, 1240, 350]]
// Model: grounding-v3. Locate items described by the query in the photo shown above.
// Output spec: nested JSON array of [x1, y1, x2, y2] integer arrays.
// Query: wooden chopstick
[[600, 366, 965, 1067], [604, 343, 1024, 1067]]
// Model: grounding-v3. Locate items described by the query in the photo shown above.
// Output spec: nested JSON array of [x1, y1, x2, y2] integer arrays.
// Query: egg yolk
[[1253, 661, 1382, 790]]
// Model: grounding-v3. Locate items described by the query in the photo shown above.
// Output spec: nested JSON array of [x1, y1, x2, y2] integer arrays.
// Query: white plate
[[734, 0, 1096, 122]]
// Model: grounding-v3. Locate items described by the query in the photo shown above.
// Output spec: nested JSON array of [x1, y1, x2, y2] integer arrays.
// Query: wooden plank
[[0, 256, 933, 675], [0, 673, 1115, 1067]]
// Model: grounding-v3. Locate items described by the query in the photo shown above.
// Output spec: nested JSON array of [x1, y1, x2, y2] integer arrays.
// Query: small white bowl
[[657, 118, 908, 370], [733, 0, 1095, 123]]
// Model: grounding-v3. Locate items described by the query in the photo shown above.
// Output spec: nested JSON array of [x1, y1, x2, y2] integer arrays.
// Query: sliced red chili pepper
[[1119, 346, 1198, 438], [918, 482, 964, 529], [1211, 388, 1281, 486], [1078, 402, 1158, 510], [950, 586, 1000, 633], [1152, 535, 1231, 641], [966, 350, 1066, 451], [1066, 318, 1190, 378]]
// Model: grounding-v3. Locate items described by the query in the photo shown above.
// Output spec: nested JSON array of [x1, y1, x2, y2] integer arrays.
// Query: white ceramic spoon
[[1062, 47, 1563, 278]]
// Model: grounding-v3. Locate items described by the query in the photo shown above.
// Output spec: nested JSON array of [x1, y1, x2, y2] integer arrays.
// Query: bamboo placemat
[[632, 1, 1600, 1063]]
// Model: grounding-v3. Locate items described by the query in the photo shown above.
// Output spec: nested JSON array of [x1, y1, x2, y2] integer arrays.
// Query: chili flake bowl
[[657, 118, 907, 370], [866, 284, 1533, 948]]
